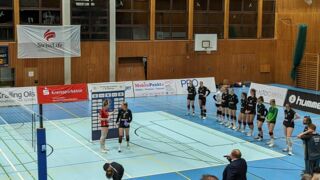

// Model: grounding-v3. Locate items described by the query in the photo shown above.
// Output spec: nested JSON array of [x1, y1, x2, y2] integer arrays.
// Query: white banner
[[175, 77, 217, 95], [249, 83, 288, 106], [88, 81, 133, 100], [17, 25, 81, 59], [133, 79, 177, 97], [0, 87, 38, 106]]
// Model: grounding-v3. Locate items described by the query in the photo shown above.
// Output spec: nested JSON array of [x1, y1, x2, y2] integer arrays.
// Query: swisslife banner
[[285, 90, 320, 114], [88, 81, 133, 99], [17, 25, 81, 59], [133, 79, 177, 97], [249, 83, 288, 106], [175, 77, 217, 95], [0, 87, 38, 106], [37, 84, 88, 104]]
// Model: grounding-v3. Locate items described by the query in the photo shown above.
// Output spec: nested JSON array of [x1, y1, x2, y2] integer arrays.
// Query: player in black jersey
[[237, 92, 247, 132], [198, 81, 211, 120], [227, 88, 238, 129], [254, 96, 268, 141], [186, 80, 196, 116], [220, 86, 229, 126], [245, 89, 257, 137], [282, 103, 300, 155], [116, 102, 132, 152]]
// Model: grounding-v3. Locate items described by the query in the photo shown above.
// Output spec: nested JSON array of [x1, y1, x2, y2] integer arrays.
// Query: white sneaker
[[269, 143, 274, 147], [241, 128, 245, 133], [192, 112, 195, 116], [282, 148, 289, 152], [118, 146, 122, 153], [219, 121, 224, 125], [224, 122, 229, 127], [266, 140, 271, 145], [246, 131, 252, 137], [202, 117, 207, 120], [235, 126, 240, 131], [228, 124, 233, 129], [232, 126, 237, 130], [101, 149, 107, 153], [257, 137, 263, 141], [288, 151, 293, 156]]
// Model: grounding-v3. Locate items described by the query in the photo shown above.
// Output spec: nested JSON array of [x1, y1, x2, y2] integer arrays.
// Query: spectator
[[223, 149, 247, 180], [201, 174, 219, 180], [298, 124, 319, 175], [103, 162, 124, 180]]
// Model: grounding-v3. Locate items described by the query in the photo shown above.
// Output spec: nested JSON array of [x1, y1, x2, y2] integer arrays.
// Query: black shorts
[[199, 97, 206, 106], [228, 105, 237, 110], [119, 124, 130, 128], [187, 95, 195, 101], [240, 108, 246, 114], [283, 121, 294, 128], [222, 103, 228, 108], [257, 118, 265, 122], [246, 110, 256, 115], [216, 103, 222, 108]]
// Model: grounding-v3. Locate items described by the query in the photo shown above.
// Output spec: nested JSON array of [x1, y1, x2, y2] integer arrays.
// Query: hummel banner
[[17, 25, 81, 59], [285, 90, 320, 114]]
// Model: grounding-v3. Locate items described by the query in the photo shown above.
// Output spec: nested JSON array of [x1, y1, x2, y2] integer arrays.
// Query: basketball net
[[204, 47, 211, 54]]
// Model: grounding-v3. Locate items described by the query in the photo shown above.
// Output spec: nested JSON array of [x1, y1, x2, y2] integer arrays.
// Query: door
[[24, 67, 39, 86], [117, 57, 146, 81]]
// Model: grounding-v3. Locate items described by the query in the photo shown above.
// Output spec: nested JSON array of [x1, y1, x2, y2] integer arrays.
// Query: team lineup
[[96, 80, 311, 157]]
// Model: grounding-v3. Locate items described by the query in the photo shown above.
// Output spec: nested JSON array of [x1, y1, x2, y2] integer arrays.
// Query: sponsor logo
[[0, 90, 36, 100], [288, 95, 297, 104], [43, 88, 50, 96], [255, 89, 285, 99], [134, 82, 164, 88], [44, 29, 56, 41], [289, 95, 320, 110], [180, 79, 199, 87]]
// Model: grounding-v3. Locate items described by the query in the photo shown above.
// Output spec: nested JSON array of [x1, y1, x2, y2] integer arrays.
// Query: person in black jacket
[[254, 96, 268, 141], [103, 162, 124, 180], [116, 102, 132, 153], [223, 149, 247, 180], [186, 80, 197, 116], [198, 81, 211, 120]]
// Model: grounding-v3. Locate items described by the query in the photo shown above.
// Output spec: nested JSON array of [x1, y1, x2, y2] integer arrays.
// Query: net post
[[37, 103, 47, 180]]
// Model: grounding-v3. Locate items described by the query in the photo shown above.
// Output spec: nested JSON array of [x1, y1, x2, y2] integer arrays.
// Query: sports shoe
[[232, 126, 237, 130], [101, 149, 107, 153], [268, 143, 274, 147], [219, 121, 224, 125], [257, 137, 263, 141], [202, 116, 207, 120], [254, 136, 260, 140], [192, 112, 195, 116], [266, 140, 272, 145], [127, 142, 130, 147], [241, 128, 246, 133], [282, 148, 289, 152], [118, 146, 122, 153], [246, 131, 253, 137], [288, 151, 293, 156]]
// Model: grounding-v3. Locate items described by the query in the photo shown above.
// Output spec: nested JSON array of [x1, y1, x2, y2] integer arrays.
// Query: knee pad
[[238, 120, 242, 124], [248, 122, 254, 126], [126, 135, 130, 142], [192, 105, 195, 109], [258, 127, 262, 131], [269, 132, 273, 136], [243, 122, 247, 125], [187, 105, 190, 109], [119, 136, 123, 143], [222, 113, 225, 117]]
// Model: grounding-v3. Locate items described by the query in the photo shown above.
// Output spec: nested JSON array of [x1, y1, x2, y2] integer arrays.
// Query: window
[[229, 0, 258, 38], [20, 0, 62, 25], [194, 0, 224, 39], [262, 0, 275, 38], [116, 0, 149, 40], [0, 0, 14, 40], [71, 0, 109, 40], [156, 0, 188, 40]]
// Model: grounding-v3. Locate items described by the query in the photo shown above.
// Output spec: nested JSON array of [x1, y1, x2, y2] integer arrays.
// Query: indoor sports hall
[[0, 1, 319, 180]]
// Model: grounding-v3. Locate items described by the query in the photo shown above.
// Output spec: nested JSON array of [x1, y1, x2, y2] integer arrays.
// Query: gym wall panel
[[116, 40, 275, 84], [275, 2, 320, 85], [8, 43, 64, 87], [71, 41, 110, 84]]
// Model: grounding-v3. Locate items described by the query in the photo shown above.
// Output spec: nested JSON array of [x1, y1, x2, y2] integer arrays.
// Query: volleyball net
[[0, 87, 40, 151]]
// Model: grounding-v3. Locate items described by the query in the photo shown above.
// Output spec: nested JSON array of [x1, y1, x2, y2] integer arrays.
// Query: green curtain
[[290, 24, 308, 80]]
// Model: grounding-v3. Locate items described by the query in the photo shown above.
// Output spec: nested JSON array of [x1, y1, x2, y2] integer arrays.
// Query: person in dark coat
[[223, 149, 247, 180], [103, 162, 124, 180]]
